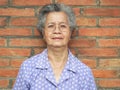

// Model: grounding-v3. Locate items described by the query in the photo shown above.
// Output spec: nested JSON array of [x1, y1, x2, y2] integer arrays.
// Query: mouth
[[52, 37, 63, 40]]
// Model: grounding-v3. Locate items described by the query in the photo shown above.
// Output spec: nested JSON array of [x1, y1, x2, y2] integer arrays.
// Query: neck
[[47, 46, 68, 67]]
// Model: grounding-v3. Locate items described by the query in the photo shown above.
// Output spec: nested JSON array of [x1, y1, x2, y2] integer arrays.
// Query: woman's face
[[43, 12, 71, 48]]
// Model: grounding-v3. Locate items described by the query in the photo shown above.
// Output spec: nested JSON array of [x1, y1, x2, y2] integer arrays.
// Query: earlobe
[[70, 31, 72, 39], [42, 31, 45, 40]]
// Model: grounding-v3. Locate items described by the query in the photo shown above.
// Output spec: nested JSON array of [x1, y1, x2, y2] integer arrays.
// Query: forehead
[[45, 12, 68, 23]]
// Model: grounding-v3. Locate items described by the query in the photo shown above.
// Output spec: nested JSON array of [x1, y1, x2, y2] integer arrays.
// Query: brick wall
[[0, 0, 120, 89]]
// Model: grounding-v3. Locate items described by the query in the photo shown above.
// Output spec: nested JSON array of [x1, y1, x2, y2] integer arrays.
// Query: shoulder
[[18, 49, 47, 80], [69, 53, 92, 75], [22, 53, 42, 68], [73, 57, 96, 89], [76, 58, 91, 71], [20, 49, 47, 73]]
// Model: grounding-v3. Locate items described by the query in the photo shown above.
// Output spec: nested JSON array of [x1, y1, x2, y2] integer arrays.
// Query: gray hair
[[37, 3, 76, 33]]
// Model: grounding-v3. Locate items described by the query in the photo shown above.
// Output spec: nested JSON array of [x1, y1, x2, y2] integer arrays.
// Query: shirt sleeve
[[12, 62, 30, 90], [82, 68, 97, 90]]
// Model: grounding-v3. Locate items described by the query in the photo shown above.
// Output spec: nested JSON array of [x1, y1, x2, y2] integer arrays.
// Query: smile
[[52, 37, 63, 40]]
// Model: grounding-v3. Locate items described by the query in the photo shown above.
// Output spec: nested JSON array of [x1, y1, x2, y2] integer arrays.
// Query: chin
[[49, 44, 67, 48]]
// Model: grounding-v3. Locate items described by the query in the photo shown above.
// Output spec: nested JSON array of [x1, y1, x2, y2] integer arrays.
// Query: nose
[[53, 25, 61, 34]]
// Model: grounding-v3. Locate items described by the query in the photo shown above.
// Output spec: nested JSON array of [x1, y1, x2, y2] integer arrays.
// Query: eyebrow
[[47, 22, 68, 25]]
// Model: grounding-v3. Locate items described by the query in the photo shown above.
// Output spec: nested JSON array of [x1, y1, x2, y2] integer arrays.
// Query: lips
[[52, 37, 63, 40]]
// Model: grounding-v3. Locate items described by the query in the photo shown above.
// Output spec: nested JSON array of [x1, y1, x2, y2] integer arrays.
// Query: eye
[[48, 25, 54, 28], [60, 24, 67, 28]]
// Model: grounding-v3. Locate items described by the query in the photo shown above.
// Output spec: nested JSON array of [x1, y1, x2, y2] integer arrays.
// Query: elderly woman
[[13, 3, 97, 90]]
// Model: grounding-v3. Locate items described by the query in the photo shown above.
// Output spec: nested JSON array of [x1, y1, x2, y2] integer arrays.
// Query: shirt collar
[[35, 49, 78, 73], [65, 50, 77, 73], [35, 49, 50, 69]]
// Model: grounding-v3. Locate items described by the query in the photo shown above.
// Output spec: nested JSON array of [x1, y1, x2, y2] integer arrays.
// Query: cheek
[[64, 32, 71, 40], [43, 32, 51, 41]]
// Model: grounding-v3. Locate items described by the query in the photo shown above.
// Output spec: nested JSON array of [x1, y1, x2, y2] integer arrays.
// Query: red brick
[[0, 17, 6, 26], [79, 28, 120, 37], [84, 8, 120, 16], [12, 0, 51, 6], [0, 8, 35, 16], [0, 48, 31, 56], [99, 59, 120, 68], [76, 17, 96, 26], [73, 8, 81, 16], [0, 69, 18, 77], [34, 29, 42, 36], [0, 0, 120, 89], [68, 39, 96, 47], [0, 79, 9, 88], [0, 28, 32, 36], [81, 59, 96, 68], [100, 0, 120, 6], [93, 69, 118, 78], [98, 79, 120, 87], [0, 58, 9, 67], [11, 17, 37, 26], [58, 0, 96, 5], [78, 48, 118, 57], [9, 38, 46, 47], [0, 0, 8, 6], [99, 39, 120, 47], [100, 18, 120, 26], [0, 38, 6, 46], [10, 59, 25, 68]]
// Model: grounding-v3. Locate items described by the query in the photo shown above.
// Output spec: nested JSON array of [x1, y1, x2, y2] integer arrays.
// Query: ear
[[71, 30, 76, 39], [42, 30, 44, 36], [70, 30, 73, 39], [42, 31, 47, 44]]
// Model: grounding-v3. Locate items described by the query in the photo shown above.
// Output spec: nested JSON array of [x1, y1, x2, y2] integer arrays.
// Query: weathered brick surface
[[0, 0, 120, 89], [0, 0, 8, 6], [100, 0, 120, 6], [12, 0, 51, 6], [0, 8, 35, 16]]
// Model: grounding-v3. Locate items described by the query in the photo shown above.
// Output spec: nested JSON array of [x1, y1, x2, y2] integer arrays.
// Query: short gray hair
[[37, 3, 76, 33]]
